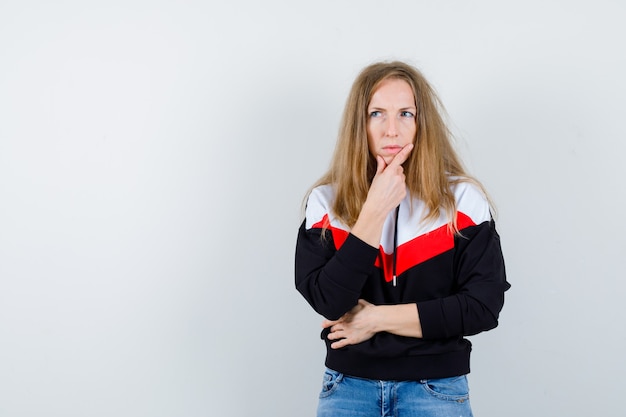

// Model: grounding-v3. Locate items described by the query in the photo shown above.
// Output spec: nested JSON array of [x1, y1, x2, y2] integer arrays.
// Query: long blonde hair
[[310, 60, 489, 232]]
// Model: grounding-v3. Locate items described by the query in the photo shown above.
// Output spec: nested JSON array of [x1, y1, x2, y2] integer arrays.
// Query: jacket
[[294, 181, 510, 380]]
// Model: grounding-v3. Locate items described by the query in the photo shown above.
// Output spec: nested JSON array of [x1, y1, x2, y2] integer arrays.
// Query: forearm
[[324, 301, 423, 349], [349, 201, 388, 248], [374, 303, 423, 338]]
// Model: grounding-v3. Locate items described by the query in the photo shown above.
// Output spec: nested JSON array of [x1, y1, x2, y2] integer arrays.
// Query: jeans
[[317, 368, 473, 417]]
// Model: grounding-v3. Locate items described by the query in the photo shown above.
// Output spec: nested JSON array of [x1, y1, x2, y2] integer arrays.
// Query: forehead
[[368, 78, 415, 106]]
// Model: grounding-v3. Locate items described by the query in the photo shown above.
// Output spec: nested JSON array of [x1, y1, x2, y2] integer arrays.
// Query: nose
[[385, 117, 398, 137]]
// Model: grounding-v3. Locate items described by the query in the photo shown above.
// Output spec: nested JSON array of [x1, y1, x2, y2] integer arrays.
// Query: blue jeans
[[317, 368, 473, 417]]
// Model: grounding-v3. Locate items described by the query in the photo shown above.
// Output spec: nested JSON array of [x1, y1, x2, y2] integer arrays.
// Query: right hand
[[349, 143, 413, 248], [365, 143, 413, 215]]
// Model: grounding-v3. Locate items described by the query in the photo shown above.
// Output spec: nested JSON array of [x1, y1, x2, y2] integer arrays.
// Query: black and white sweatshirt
[[295, 181, 510, 381]]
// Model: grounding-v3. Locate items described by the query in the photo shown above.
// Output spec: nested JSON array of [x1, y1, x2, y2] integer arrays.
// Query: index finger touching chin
[[389, 143, 414, 166]]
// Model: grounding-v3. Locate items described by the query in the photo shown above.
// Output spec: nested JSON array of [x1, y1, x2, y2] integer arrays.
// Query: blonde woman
[[295, 61, 510, 417]]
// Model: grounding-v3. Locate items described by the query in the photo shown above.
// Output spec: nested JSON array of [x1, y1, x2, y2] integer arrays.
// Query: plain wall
[[1, 1, 625, 416]]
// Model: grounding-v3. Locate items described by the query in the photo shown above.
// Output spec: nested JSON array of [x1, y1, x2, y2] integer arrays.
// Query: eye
[[369, 110, 382, 118], [400, 111, 415, 118]]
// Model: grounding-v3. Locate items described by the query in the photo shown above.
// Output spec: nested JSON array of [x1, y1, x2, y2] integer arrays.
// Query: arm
[[295, 224, 379, 320], [322, 219, 509, 347], [295, 145, 414, 320], [322, 300, 423, 349], [418, 219, 509, 339]]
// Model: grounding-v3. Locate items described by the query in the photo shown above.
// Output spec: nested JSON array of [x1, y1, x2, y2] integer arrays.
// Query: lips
[[383, 145, 403, 154]]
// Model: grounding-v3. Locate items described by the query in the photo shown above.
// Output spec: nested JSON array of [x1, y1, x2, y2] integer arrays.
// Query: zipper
[[392, 205, 399, 287]]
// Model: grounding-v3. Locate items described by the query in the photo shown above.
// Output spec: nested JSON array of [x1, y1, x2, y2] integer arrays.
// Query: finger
[[331, 338, 349, 349], [357, 299, 372, 308], [375, 155, 386, 175], [387, 143, 414, 168], [327, 329, 345, 340], [321, 319, 339, 329]]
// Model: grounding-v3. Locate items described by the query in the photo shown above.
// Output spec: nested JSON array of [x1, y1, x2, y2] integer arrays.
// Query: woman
[[295, 61, 510, 417]]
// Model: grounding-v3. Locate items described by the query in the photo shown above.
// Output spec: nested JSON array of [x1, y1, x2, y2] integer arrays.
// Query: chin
[[383, 156, 395, 165]]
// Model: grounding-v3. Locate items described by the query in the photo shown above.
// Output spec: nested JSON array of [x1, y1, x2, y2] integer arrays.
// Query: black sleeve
[[417, 219, 510, 339], [294, 220, 379, 320]]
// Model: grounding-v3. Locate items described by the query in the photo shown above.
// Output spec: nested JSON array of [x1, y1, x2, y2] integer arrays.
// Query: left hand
[[321, 299, 378, 349]]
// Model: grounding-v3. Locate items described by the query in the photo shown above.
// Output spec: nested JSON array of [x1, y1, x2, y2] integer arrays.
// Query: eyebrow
[[367, 106, 417, 111]]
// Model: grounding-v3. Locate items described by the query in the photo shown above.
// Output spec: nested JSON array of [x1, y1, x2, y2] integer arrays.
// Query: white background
[[1, 1, 625, 416]]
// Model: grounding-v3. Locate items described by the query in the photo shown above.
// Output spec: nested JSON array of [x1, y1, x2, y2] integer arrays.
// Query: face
[[366, 78, 417, 165]]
